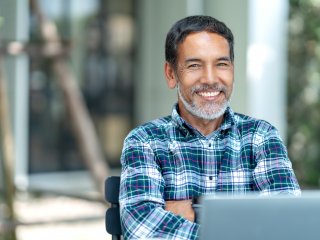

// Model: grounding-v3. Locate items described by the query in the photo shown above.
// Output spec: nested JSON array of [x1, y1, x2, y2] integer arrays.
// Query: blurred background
[[0, 0, 319, 239]]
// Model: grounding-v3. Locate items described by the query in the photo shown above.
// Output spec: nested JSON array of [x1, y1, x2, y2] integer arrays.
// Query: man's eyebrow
[[184, 56, 232, 63], [217, 56, 231, 62], [184, 58, 202, 63]]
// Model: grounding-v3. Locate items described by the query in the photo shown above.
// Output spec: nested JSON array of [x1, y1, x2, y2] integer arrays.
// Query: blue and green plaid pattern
[[119, 105, 300, 240]]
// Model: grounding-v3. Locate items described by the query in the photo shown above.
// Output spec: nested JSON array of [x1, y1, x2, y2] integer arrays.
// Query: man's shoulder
[[232, 112, 276, 135], [125, 115, 173, 142]]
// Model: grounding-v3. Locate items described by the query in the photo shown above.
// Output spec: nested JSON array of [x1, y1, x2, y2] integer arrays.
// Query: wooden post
[[0, 57, 17, 240]]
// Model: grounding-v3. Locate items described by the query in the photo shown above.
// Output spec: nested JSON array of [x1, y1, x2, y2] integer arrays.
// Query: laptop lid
[[199, 192, 320, 240]]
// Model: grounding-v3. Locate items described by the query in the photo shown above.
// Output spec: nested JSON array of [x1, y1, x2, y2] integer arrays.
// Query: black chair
[[105, 176, 122, 240]]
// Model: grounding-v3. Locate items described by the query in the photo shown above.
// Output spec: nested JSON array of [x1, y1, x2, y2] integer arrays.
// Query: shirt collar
[[171, 103, 236, 137]]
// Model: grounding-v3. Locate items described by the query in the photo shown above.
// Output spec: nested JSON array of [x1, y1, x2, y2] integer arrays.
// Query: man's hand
[[165, 199, 195, 222]]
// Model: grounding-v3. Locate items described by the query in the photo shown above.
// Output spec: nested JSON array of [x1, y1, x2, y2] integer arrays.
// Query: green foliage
[[288, 0, 320, 187]]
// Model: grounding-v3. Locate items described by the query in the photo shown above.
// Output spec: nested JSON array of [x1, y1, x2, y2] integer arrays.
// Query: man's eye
[[217, 62, 229, 67], [188, 64, 201, 69]]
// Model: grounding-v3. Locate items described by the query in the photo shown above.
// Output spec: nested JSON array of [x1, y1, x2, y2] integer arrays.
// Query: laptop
[[199, 192, 320, 240]]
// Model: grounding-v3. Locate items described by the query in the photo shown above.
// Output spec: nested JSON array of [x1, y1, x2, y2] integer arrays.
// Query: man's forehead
[[176, 32, 231, 60], [179, 31, 227, 45]]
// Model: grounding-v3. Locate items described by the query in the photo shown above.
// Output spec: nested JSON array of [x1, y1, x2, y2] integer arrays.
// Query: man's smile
[[197, 90, 221, 98]]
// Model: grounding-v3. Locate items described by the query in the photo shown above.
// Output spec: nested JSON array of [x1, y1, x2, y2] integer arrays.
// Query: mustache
[[190, 84, 227, 94]]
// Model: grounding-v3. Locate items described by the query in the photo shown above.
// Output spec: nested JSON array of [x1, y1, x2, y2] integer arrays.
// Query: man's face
[[167, 31, 234, 121]]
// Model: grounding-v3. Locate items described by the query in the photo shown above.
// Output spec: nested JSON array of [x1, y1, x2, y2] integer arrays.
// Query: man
[[119, 15, 300, 240]]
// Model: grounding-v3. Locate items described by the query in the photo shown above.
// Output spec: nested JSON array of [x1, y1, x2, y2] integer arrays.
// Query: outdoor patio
[[14, 193, 110, 240]]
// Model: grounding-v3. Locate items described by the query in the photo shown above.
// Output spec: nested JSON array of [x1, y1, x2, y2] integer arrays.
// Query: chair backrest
[[105, 176, 122, 240]]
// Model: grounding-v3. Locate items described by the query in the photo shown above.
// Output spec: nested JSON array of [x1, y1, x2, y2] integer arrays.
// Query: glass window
[[28, 0, 135, 173]]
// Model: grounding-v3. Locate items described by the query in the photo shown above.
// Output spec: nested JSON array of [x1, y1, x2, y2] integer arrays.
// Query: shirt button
[[208, 143, 212, 147]]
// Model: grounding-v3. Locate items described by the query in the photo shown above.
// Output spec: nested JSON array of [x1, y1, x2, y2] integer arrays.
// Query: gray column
[[247, 0, 289, 140]]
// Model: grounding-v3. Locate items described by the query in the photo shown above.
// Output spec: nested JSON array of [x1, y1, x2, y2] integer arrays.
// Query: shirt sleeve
[[119, 137, 200, 240], [252, 125, 301, 195]]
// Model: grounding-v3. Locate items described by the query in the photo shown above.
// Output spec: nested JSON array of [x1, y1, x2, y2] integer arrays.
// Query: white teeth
[[198, 91, 220, 97]]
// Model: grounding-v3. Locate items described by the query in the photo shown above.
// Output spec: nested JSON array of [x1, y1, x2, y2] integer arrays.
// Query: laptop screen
[[199, 192, 320, 240]]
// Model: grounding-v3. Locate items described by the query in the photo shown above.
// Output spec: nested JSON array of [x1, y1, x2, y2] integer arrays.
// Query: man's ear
[[164, 62, 177, 89]]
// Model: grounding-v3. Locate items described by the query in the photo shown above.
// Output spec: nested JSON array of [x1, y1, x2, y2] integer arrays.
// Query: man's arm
[[119, 138, 199, 240], [252, 126, 301, 195], [165, 200, 195, 222]]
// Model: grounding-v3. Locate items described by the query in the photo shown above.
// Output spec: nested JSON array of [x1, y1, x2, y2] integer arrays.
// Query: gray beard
[[177, 84, 229, 120]]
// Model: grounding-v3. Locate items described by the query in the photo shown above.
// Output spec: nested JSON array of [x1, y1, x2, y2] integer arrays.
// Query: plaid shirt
[[119, 105, 300, 240]]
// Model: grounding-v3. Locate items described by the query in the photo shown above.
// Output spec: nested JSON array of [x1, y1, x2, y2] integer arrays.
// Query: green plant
[[288, 0, 320, 188]]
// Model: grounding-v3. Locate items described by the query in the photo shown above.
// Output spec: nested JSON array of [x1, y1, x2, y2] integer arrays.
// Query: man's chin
[[193, 103, 228, 120], [188, 108, 224, 121]]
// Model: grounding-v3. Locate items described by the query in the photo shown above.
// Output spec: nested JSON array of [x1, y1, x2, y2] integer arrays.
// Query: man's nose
[[200, 66, 217, 85]]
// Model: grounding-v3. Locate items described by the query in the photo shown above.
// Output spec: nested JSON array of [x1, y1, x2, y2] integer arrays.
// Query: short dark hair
[[165, 15, 234, 67]]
